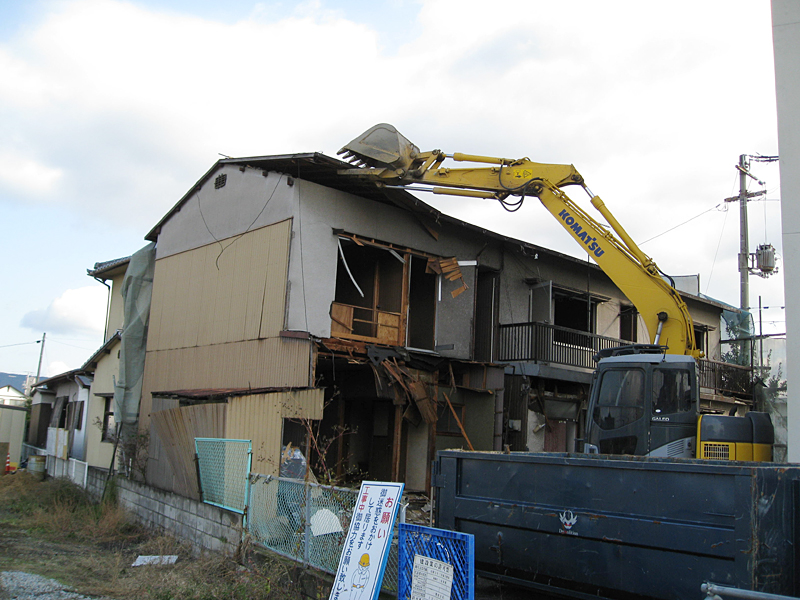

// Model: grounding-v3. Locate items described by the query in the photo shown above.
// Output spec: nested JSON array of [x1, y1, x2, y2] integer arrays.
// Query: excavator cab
[[584, 349, 699, 458]]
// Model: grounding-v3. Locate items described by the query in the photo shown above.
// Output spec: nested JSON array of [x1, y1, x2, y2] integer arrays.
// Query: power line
[[0, 341, 39, 349], [640, 204, 721, 245]]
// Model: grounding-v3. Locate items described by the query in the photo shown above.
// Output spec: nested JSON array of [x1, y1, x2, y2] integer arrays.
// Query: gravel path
[[0, 572, 96, 600]]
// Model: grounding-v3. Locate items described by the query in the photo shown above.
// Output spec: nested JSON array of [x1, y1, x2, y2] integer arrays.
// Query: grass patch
[[0, 473, 318, 599]]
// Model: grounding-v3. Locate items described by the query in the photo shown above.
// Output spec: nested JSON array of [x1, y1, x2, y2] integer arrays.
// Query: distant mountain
[[0, 372, 41, 395]]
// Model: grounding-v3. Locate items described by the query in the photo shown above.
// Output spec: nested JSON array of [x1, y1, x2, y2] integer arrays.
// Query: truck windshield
[[592, 368, 645, 430]]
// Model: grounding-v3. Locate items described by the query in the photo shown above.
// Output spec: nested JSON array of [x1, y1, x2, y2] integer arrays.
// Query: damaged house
[[138, 152, 742, 497]]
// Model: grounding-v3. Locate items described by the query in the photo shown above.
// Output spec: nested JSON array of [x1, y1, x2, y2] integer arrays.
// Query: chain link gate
[[247, 475, 400, 593], [195, 438, 252, 514]]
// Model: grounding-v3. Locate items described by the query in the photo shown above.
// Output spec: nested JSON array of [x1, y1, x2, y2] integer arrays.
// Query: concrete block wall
[[86, 466, 243, 556]]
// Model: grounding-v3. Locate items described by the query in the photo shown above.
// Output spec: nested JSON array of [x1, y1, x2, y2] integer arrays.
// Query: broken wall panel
[[150, 402, 227, 500]]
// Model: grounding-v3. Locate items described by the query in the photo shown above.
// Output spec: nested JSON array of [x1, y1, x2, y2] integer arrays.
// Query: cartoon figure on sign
[[350, 553, 371, 600]]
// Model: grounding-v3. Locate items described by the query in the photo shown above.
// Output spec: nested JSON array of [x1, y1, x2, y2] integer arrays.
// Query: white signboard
[[410, 554, 454, 600], [329, 480, 404, 600]]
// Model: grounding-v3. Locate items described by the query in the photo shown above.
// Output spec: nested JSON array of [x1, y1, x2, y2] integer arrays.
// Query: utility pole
[[35, 332, 46, 381], [738, 154, 750, 312]]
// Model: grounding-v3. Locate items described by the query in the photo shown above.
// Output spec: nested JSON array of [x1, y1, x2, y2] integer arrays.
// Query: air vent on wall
[[215, 173, 227, 189]]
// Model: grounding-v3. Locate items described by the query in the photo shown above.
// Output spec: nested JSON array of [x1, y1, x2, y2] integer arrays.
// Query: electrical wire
[[705, 206, 729, 294], [0, 341, 38, 349], [640, 204, 721, 245]]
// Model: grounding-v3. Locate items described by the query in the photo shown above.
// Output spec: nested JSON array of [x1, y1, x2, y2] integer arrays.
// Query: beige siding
[[148, 220, 292, 352], [226, 389, 324, 477], [226, 395, 283, 476], [85, 340, 120, 469], [143, 337, 311, 395]]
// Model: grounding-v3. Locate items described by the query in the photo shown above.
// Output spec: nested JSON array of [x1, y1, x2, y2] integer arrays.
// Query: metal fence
[[195, 438, 252, 514], [46, 456, 88, 488], [498, 321, 624, 367], [246, 474, 399, 593], [397, 523, 475, 600]]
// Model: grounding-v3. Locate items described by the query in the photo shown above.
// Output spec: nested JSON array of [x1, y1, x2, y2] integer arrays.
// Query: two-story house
[[136, 152, 742, 497], [28, 256, 131, 482]]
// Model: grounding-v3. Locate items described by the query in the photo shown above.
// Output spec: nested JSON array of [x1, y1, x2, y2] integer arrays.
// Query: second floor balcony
[[497, 320, 753, 402]]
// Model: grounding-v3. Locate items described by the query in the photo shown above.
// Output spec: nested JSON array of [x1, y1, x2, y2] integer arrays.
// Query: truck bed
[[433, 450, 800, 599]]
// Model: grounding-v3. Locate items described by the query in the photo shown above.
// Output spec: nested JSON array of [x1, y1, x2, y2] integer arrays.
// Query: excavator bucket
[[337, 123, 420, 171]]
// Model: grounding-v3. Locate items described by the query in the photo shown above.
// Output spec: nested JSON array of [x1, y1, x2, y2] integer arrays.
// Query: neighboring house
[[0, 404, 27, 468], [0, 372, 39, 397], [27, 256, 130, 478], [82, 257, 131, 471], [30, 369, 93, 462], [0, 384, 29, 407], [135, 152, 743, 497]]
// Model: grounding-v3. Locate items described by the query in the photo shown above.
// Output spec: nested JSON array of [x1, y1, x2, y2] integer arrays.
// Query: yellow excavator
[[338, 124, 773, 461]]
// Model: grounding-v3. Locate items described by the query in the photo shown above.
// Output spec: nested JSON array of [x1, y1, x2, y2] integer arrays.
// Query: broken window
[[331, 236, 440, 350], [694, 325, 707, 354], [620, 305, 638, 342]]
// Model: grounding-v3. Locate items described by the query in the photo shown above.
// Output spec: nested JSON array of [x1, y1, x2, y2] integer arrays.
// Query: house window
[[694, 325, 707, 354], [436, 402, 466, 436], [620, 305, 638, 342], [102, 398, 116, 442], [553, 292, 595, 334], [331, 237, 437, 349]]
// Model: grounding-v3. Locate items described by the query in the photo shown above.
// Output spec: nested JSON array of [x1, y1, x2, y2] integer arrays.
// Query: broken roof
[[142, 152, 729, 311], [145, 152, 610, 273]]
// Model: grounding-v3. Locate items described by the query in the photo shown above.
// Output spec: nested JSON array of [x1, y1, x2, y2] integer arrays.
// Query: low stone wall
[[86, 466, 242, 556]]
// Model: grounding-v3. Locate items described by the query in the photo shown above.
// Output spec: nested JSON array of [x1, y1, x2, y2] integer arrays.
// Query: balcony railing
[[697, 358, 752, 399], [497, 320, 754, 400], [497, 321, 625, 369]]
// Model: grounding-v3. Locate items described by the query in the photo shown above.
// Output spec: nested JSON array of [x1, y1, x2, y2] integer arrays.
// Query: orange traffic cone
[[4, 453, 10, 474]]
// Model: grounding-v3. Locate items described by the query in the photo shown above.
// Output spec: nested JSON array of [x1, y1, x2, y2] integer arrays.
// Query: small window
[[693, 326, 707, 353], [620, 305, 638, 342], [102, 398, 116, 442]]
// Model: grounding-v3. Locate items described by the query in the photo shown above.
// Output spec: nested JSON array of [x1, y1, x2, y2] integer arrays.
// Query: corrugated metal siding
[[149, 402, 227, 499], [148, 219, 292, 352], [280, 388, 324, 420], [225, 389, 323, 477], [143, 337, 311, 395], [226, 394, 283, 476]]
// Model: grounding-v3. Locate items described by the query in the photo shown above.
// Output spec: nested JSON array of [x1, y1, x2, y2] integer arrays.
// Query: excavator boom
[[338, 124, 699, 357]]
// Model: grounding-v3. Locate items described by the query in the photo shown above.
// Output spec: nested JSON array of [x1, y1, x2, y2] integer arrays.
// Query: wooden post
[[391, 404, 403, 481]]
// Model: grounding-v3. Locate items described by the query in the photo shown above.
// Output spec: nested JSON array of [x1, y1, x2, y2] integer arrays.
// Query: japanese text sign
[[329, 480, 404, 600]]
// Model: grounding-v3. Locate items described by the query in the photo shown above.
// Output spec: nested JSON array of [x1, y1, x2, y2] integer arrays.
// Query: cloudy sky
[[0, 0, 784, 377]]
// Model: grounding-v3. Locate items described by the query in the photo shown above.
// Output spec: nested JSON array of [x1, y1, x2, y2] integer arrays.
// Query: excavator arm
[[338, 124, 700, 357]]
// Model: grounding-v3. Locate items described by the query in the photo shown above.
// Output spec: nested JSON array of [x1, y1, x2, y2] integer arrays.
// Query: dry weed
[[0, 473, 316, 600]]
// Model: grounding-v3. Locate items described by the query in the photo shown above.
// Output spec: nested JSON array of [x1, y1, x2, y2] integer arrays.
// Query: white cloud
[[21, 285, 107, 336], [0, 152, 64, 196], [46, 361, 71, 378]]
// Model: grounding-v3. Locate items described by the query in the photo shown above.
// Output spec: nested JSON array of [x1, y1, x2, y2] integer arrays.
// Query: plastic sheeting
[[114, 242, 155, 424]]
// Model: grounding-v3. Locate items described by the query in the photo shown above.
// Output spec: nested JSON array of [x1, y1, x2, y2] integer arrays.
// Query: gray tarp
[[114, 242, 156, 424]]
